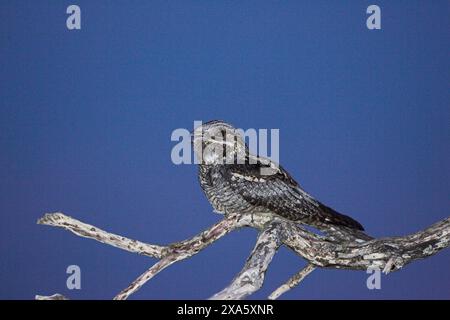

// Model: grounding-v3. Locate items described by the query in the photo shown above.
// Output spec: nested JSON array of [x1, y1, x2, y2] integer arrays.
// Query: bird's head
[[192, 120, 247, 165]]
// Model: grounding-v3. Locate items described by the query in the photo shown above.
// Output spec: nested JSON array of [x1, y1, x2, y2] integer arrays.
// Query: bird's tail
[[318, 203, 364, 231]]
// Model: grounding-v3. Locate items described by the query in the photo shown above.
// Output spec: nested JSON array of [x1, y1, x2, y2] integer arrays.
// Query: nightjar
[[192, 120, 364, 231]]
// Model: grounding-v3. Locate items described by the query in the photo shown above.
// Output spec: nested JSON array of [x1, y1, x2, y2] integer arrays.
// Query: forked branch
[[36, 212, 450, 300]]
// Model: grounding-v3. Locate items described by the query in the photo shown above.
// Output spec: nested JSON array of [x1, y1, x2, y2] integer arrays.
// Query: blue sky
[[0, 1, 449, 299]]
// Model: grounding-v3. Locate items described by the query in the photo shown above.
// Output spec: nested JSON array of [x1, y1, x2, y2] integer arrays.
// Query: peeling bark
[[210, 223, 282, 300], [36, 212, 450, 300], [268, 264, 316, 300]]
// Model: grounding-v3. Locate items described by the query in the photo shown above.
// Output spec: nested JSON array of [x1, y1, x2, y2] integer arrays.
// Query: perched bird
[[192, 120, 364, 231]]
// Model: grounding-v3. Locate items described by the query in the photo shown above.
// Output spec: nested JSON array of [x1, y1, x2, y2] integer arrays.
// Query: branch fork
[[36, 212, 450, 300]]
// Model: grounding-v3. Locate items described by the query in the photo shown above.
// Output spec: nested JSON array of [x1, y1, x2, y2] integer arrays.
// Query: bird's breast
[[198, 165, 257, 214]]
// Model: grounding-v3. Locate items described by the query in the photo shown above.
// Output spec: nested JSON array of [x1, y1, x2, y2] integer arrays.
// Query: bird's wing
[[224, 158, 364, 230], [223, 160, 320, 222]]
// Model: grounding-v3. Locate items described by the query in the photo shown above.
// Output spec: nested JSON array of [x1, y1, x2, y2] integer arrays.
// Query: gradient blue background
[[1, 1, 449, 299]]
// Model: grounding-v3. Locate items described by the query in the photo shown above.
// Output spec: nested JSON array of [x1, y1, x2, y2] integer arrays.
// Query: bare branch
[[38, 213, 165, 259], [35, 293, 68, 300], [112, 213, 274, 300], [209, 222, 282, 300], [37, 212, 273, 299], [268, 264, 315, 300], [37, 211, 450, 300], [114, 256, 176, 300], [280, 217, 450, 272]]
